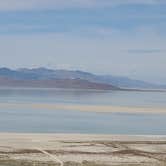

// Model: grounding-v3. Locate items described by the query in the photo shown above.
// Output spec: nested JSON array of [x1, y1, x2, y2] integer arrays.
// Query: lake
[[0, 88, 166, 135]]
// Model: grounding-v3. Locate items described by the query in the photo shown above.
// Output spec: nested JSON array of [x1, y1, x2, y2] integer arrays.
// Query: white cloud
[[0, 0, 165, 11]]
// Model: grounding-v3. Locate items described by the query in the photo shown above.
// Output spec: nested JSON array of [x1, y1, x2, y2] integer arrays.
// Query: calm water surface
[[0, 88, 166, 135]]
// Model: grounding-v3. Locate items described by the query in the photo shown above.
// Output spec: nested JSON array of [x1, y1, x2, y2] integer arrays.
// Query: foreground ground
[[0, 134, 166, 166]]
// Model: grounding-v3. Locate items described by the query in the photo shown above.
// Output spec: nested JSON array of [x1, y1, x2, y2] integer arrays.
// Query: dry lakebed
[[0, 133, 166, 166]]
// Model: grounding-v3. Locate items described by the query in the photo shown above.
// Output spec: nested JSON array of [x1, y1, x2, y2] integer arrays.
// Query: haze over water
[[0, 88, 166, 135]]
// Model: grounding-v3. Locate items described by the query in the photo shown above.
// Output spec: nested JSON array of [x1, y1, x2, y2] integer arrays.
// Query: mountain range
[[0, 67, 165, 90]]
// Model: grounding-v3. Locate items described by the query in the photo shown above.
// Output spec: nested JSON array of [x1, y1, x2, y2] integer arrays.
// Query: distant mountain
[[0, 77, 118, 90], [0, 67, 165, 89]]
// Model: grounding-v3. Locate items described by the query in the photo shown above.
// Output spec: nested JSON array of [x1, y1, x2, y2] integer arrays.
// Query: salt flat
[[0, 133, 166, 166]]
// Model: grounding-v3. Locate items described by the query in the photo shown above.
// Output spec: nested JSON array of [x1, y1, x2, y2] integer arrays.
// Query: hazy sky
[[0, 0, 166, 84]]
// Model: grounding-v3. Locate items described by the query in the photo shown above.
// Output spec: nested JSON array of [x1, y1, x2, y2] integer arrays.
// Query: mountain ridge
[[0, 67, 165, 89]]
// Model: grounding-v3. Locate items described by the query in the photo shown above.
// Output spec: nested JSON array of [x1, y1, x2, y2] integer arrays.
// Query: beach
[[0, 133, 166, 165]]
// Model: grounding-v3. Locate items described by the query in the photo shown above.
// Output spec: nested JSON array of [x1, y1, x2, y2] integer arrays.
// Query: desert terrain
[[0, 134, 166, 166]]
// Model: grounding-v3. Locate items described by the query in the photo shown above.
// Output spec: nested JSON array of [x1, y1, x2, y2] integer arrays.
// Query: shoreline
[[0, 86, 166, 92], [0, 102, 166, 114], [0, 132, 166, 141]]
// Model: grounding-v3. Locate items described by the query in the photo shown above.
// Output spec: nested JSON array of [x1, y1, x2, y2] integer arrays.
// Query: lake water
[[0, 88, 166, 135]]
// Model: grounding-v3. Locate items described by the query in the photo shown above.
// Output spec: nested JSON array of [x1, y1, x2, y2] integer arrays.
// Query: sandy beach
[[0, 133, 166, 165], [0, 102, 166, 114]]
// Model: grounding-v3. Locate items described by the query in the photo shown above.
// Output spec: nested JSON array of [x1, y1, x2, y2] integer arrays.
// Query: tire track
[[36, 148, 63, 166]]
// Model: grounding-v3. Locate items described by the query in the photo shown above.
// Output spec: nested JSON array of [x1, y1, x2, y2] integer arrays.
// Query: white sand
[[0, 133, 166, 148]]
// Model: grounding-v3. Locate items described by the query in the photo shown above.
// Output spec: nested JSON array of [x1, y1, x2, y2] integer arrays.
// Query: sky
[[0, 0, 166, 84]]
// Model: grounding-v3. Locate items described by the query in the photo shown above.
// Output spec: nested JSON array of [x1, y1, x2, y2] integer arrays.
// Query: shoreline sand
[[0, 102, 166, 114], [0, 133, 166, 141]]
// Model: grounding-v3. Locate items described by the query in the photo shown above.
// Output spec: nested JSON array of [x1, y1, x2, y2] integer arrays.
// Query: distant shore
[[0, 133, 166, 143], [0, 86, 166, 92], [121, 87, 166, 92], [0, 102, 166, 114]]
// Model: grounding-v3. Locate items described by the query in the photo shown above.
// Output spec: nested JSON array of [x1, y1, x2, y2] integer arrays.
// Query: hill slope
[[0, 67, 164, 89], [0, 77, 119, 90]]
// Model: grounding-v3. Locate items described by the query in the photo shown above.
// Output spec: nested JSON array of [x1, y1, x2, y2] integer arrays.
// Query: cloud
[[127, 49, 165, 54], [0, 0, 165, 11], [0, 27, 165, 83], [0, 1, 165, 83]]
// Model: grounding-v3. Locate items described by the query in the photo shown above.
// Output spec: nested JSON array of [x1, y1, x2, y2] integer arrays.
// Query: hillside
[[0, 77, 119, 90], [0, 67, 164, 89]]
